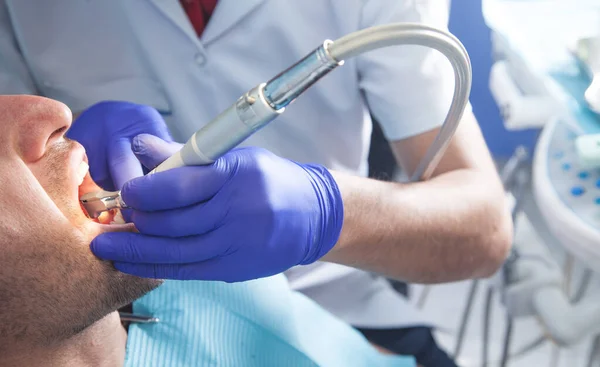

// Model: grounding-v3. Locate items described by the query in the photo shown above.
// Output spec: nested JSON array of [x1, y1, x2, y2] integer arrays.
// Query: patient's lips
[[75, 161, 119, 224], [76, 161, 89, 186], [77, 173, 117, 224], [69, 146, 130, 230], [76, 171, 127, 225]]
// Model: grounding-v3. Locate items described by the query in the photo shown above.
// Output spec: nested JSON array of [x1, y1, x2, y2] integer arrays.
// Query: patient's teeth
[[97, 211, 111, 224], [77, 161, 89, 186], [110, 210, 125, 225]]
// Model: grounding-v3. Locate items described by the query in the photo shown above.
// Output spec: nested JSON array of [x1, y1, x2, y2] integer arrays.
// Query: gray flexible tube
[[329, 23, 472, 181]]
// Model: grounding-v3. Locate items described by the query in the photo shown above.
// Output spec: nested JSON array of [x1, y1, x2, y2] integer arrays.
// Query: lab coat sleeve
[[0, 1, 38, 94], [357, 0, 457, 141]]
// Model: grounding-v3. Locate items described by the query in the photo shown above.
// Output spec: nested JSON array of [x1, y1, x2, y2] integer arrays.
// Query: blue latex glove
[[66, 101, 172, 191], [91, 134, 345, 282]]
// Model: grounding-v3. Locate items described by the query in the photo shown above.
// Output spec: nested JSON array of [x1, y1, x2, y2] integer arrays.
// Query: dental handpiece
[[80, 41, 343, 218], [81, 23, 472, 219]]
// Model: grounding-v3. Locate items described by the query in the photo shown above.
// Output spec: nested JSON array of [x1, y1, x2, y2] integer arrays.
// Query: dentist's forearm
[[323, 169, 513, 283]]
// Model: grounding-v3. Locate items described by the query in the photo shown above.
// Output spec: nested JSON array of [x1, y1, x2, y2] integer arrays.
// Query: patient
[[0, 95, 413, 367], [0, 95, 160, 366]]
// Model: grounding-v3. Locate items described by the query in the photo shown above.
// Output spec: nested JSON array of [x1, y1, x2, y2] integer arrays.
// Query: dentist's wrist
[[298, 163, 344, 265]]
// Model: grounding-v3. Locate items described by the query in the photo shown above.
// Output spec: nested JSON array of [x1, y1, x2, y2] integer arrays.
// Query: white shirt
[[0, 0, 453, 328]]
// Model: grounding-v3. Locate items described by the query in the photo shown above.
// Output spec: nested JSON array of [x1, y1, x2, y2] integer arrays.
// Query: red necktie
[[179, 0, 218, 37]]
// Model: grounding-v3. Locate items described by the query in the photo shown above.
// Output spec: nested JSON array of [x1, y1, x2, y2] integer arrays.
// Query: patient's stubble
[[0, 139, 160, 355]]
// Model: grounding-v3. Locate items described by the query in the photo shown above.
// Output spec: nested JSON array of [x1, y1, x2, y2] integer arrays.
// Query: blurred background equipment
[[384, 1, 600, 366]]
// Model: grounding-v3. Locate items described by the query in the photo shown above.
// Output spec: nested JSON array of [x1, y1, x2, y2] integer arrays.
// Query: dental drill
[[81, 23, 472, 218]]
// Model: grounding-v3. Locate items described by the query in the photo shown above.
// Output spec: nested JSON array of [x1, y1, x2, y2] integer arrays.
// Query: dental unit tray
[[81, 23, 472, 218]]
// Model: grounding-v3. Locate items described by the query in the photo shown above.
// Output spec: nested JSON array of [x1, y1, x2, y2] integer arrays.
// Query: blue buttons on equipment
[[571, 186, 585, 196], [595, 197, 600, 205], [578, 171, 590, 179], [562, 163, 572, 171]]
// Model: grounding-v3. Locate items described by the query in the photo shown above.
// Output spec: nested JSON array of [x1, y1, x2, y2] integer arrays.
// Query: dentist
[[1, 1, 511, 365]]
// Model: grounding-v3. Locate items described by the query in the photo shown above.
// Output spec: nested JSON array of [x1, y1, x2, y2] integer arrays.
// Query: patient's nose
[[7, 95, 73, 162]]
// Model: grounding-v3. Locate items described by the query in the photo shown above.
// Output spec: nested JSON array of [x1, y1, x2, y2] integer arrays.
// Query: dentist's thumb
[[132, 134, 183, 170]]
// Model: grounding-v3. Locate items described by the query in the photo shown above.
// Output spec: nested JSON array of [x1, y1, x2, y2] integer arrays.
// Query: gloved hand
[[66, 101, 172, 191], [90, 134, 345, 282]]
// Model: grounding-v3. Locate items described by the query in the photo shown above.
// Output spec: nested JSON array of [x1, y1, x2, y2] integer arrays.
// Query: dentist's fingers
[[120, 164, 230, 211], [131, 198, 227, 237], [112, 262, 199, 280], [132, 134, 183, 170], [109, 138, 145, 191], [113, 257, 234, 281], [90, 231, 230, 264]]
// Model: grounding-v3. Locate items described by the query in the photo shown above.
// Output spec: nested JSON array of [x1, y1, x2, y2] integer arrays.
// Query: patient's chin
[[50, 234, 161, 341], [103, 274, 163, 321], [67, 265, 162, 340], [64, 281, 161, 344]]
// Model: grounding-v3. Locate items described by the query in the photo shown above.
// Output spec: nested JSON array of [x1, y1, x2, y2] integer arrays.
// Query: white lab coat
[[0, 0, 453, 328]]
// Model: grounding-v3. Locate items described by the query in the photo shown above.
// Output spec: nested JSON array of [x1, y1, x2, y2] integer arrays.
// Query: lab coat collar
[[148, 0, 203, 49], [202, 0, 266, 45], [148, 0, 265, 48]]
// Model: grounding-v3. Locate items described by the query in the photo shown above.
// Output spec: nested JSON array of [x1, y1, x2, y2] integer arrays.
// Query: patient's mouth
[[97, 209, 125, 225], [76, 164, 125, 225]]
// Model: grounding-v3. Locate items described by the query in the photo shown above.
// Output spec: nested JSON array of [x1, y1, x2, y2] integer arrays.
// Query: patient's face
[[0, 95, 159, 348]]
